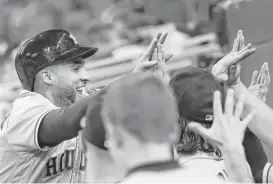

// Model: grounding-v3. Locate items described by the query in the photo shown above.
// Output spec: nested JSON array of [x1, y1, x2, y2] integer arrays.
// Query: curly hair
[[176, 116, 217, 155]]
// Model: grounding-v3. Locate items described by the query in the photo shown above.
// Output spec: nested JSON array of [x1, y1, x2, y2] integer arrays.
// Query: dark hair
[[176, 116, 216, 155]]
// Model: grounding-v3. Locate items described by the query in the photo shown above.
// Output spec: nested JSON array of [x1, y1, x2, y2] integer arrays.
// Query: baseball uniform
[[178, 152, 229, 181], [0, 90, 86, 183], [2, 29, 99, 183]]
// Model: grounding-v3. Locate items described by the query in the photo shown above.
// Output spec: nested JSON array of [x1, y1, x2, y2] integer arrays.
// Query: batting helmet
[[15, 29, 98, 91]]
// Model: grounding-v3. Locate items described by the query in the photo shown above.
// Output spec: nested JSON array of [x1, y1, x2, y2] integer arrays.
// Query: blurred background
[[0, 0, 273, 122]]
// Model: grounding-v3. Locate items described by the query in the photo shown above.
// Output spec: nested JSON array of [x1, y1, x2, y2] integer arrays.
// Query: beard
[[54, 80, 76, 107]]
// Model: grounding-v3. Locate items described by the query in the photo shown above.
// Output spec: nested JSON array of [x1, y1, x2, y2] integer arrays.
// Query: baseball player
[[187, 88, 256, 182], [170, 66, 266, 182], [0, 29, 169, 183], [170, 66, 229, 180]]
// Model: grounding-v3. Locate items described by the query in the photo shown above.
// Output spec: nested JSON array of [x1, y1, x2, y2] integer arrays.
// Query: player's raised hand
[[133, 33, 173, 73], [133, 33, 161, 73], [151, 40, 171, 83], [228, 29, 245, 85], [211, 30, 256, 86], [149, 32, 173, 62], [188, 89, 256, 151], [248, 62, 271, 102]]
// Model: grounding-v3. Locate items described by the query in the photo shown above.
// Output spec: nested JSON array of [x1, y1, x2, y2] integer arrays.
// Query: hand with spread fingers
[[188, 89, 256, 183], [212, 30, 256, 86], [188, 89, 256, 151], [248, 62, 271, 102], [133, 32, 173, 74]]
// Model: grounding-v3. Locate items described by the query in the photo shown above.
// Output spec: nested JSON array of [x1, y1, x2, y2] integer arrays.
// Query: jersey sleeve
[[3, 92, 59, 152]]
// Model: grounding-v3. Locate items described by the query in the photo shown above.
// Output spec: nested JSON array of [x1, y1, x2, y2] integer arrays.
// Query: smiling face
[[56, 57, 89, 105], [36, 57, 90, 106]]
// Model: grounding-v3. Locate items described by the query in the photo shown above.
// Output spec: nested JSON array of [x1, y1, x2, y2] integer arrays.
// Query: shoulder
[[178, 153, 228, 181], [16, 90, 56, 109], [2, 90, 58, 131], [10, 90, 57, 117]]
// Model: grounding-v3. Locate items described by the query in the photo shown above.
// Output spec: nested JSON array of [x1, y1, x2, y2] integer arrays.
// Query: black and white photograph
[[0, 0, 272, 183]]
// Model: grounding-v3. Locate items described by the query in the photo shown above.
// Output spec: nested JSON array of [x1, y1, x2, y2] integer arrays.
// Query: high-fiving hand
[[248, 62, 271, 102], [211, 30, 256, 86], [133, 33, 172, 75], [188, 89, 256, 151]]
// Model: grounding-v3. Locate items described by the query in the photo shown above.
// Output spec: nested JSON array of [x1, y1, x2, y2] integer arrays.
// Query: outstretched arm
[[243, 130, 268, 183], [242, 63, 272, 183], [232, 80, 273, 152], [39, 90, 105, 147]]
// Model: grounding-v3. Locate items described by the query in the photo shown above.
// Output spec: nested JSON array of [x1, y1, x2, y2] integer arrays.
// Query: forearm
[[222, 144, 254, 183], [232, 82, 273, 150], [38, 95, 93, 147], [243, 130, 268, 183]]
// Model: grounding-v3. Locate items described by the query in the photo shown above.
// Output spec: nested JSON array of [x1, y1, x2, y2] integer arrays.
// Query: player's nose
[[79, 68, 90, 83]]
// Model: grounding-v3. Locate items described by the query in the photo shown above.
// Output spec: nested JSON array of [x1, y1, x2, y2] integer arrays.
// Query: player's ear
[[40, 69, 54, 86]]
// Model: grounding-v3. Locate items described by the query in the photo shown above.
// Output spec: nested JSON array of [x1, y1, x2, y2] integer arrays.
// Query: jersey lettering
[[45, 149, 86, 177]]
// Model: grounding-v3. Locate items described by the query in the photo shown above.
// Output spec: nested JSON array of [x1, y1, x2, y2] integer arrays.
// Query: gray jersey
[[0, 90, 86, 182]]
